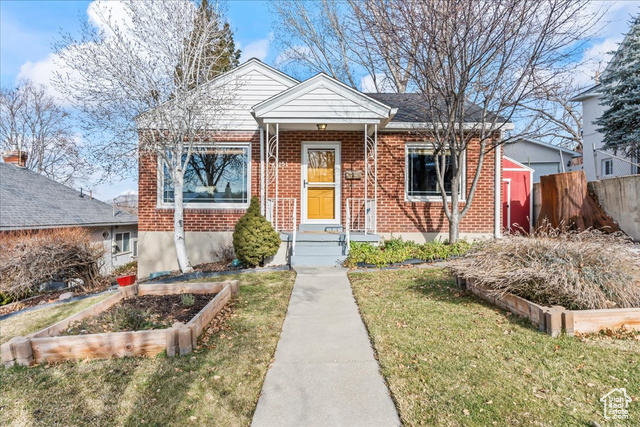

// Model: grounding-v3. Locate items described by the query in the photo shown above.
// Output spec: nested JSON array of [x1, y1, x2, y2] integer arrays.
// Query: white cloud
[[360, 73, 396, 93], [17, 53, 68, 102], [240, 34, 271, 62]]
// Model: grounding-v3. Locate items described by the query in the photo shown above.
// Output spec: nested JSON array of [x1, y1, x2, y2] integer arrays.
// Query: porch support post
[[265, 125, 269, 212], [260, 126, 265, 215], [275, 123, 279, 230], [374, 123, 378, 234], [364, 124, 369, 234]]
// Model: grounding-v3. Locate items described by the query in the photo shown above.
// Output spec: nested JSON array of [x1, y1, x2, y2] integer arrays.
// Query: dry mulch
[[159, 261, 240, 280], [119, 293, 214, 324], [62, 293, 218, 335]]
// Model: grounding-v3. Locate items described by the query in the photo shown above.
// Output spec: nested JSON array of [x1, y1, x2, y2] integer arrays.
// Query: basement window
[[114, 232, 131, 254]]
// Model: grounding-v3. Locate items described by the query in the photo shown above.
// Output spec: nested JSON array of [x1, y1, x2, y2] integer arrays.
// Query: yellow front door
[[306, 149, 336, 220]]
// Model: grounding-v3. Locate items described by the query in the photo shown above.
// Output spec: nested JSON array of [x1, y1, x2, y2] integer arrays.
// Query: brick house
[[138, 59, 509, 277]]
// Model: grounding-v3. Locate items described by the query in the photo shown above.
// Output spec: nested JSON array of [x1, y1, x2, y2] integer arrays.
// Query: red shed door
[[502, 179, 511, 231]]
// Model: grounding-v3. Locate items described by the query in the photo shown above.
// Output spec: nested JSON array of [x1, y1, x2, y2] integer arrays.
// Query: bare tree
[[0, 80, 89, 185], [54, 0, 239, 272], [270, 0, 416, 93], [520, 72, 584, 149], [369, 0, 602, 242]]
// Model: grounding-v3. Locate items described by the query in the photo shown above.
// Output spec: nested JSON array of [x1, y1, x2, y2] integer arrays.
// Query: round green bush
[[233, 197, 281, 267]]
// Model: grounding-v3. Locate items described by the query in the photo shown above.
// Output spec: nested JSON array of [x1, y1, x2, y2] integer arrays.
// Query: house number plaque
[[345, 170, 363, 180]]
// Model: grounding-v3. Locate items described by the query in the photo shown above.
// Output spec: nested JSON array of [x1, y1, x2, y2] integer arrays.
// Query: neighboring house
[[571, 29, 640, 181], [503, 138, 581, 183], [0, 152, 138, 273], [137, 59, 511, 276]]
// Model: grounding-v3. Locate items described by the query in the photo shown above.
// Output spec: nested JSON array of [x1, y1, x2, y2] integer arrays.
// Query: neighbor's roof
[[365, 93, 510, 126], [0, 163, 137, 231], [511, 137, 581, 157]]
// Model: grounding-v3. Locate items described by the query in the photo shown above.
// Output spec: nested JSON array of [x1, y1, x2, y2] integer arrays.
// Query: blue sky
[[1, 0, 639, 200]]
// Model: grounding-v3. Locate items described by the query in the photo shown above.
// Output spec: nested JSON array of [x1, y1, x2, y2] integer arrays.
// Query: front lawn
[[0, 271, 295, 426], [350, 268, 640, 426], [0, 292, 115, 345]]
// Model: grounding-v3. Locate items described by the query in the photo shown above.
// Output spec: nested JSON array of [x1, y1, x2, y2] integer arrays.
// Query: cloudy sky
[[1, 0, 639, 200]]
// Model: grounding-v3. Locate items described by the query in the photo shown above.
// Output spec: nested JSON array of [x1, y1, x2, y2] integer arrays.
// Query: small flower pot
[[116, 274, 136, 287]]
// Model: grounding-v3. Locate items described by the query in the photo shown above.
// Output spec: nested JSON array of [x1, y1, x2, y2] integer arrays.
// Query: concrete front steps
[[289, 224, 381, 267]]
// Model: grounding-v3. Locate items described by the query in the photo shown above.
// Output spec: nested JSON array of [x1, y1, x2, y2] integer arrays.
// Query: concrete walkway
[[252, 267, 400, 427]]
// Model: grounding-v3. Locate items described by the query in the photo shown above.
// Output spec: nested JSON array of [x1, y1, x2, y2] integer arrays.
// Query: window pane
[[115, 233, 123, 254], [122, 233, 130, 253], [407, 148, 453, 197], [132, 240, 138, 257], [164, 146, 249, 204]]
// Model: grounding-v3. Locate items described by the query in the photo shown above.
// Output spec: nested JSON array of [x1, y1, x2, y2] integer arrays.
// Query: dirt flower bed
[[62, 293, 217, 335], [0, 287, 108, 316]]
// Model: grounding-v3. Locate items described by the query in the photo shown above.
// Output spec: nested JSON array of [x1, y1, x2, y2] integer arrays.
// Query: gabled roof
[[0, 163, 137, 231], [510, 138, 581, 156], [252, 73, 393, 123], [365, 92, 512, 129], [570, 84, 601, 102]]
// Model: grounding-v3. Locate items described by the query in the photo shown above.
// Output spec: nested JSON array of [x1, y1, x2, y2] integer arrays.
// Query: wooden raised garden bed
[[457, 277, 640, 337], [1, 280, 239, 367]]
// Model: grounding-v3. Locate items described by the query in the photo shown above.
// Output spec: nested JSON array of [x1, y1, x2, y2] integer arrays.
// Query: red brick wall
[[138, 131, 260, 232], [138, 130, 497, 234]]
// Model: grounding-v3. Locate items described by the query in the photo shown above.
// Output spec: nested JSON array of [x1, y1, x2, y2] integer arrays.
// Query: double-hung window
[[405, 144, 464, 201], [114, 232, 131, 254], [161, 144, 250, 208]]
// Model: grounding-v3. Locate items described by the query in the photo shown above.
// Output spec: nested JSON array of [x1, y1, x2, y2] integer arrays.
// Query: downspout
[[494, 140, 502, 239], [260, 126, 265, 215]]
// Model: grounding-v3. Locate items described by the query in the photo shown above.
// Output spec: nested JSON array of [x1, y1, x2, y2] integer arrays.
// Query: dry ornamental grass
[[449, 228, 640, 310]]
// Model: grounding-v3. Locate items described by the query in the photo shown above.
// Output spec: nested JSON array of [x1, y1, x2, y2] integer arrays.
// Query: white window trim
[[602, 158, 614, 177], [114, 231, 131, 255], [157, 142, 252, 209], [404, 143, 466, 202]]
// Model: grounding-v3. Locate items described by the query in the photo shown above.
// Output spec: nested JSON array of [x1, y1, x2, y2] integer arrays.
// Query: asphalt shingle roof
[[365, 93, 508, 124], [0, 163, 137, 230]]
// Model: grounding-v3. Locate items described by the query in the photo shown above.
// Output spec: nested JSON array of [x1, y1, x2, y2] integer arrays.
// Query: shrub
[[448, 229, 640, 310], [211, 235, 235, 263], [345, 236, 472, 268], [181, 293, 195, 307], [113, 261, 137, 276], [232, 197, 281, 267], [0, 228, 106, 299]]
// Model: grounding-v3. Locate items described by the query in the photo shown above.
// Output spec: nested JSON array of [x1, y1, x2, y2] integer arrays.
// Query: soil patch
[[62, 293, 217, 335], [160, 261, 239, 280]]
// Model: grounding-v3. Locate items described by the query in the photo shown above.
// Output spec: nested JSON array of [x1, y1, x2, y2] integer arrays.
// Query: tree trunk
[[172, 173, 193, 273], [537, 171, 618, 232], [449, 208, 460, 243]]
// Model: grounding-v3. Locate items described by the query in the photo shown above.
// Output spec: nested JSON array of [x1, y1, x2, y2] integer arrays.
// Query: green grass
[[0, 293, 115, 345], [349, 268, 640, 426], [0, 271, 295, 426]]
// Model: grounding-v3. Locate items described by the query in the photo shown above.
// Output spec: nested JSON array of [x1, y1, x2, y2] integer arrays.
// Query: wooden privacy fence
[[2, 280, 239, 367], [457, 277, 640, 337]]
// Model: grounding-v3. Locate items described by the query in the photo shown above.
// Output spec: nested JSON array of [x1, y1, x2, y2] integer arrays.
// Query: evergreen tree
[[176, 0, 242, 89], [595, 15, 640, 159], [233, 197, 281, 267]]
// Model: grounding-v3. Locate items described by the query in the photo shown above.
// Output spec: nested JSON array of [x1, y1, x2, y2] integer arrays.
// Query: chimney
[[2, 144, 28, 167]]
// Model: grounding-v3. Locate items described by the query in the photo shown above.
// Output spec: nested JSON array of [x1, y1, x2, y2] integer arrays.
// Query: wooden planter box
[[457, 277, 640, 337], [1, 280, 239, 367]]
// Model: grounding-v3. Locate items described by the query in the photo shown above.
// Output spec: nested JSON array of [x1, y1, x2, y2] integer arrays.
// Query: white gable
[[252, 74, 391, 124], [205, 59, 298, 130]]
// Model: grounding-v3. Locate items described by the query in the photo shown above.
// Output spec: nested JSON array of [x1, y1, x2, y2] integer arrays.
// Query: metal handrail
[[345, 199, 351, 255], [266, 197, 297, 255], [346, 198, 376, 233]]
